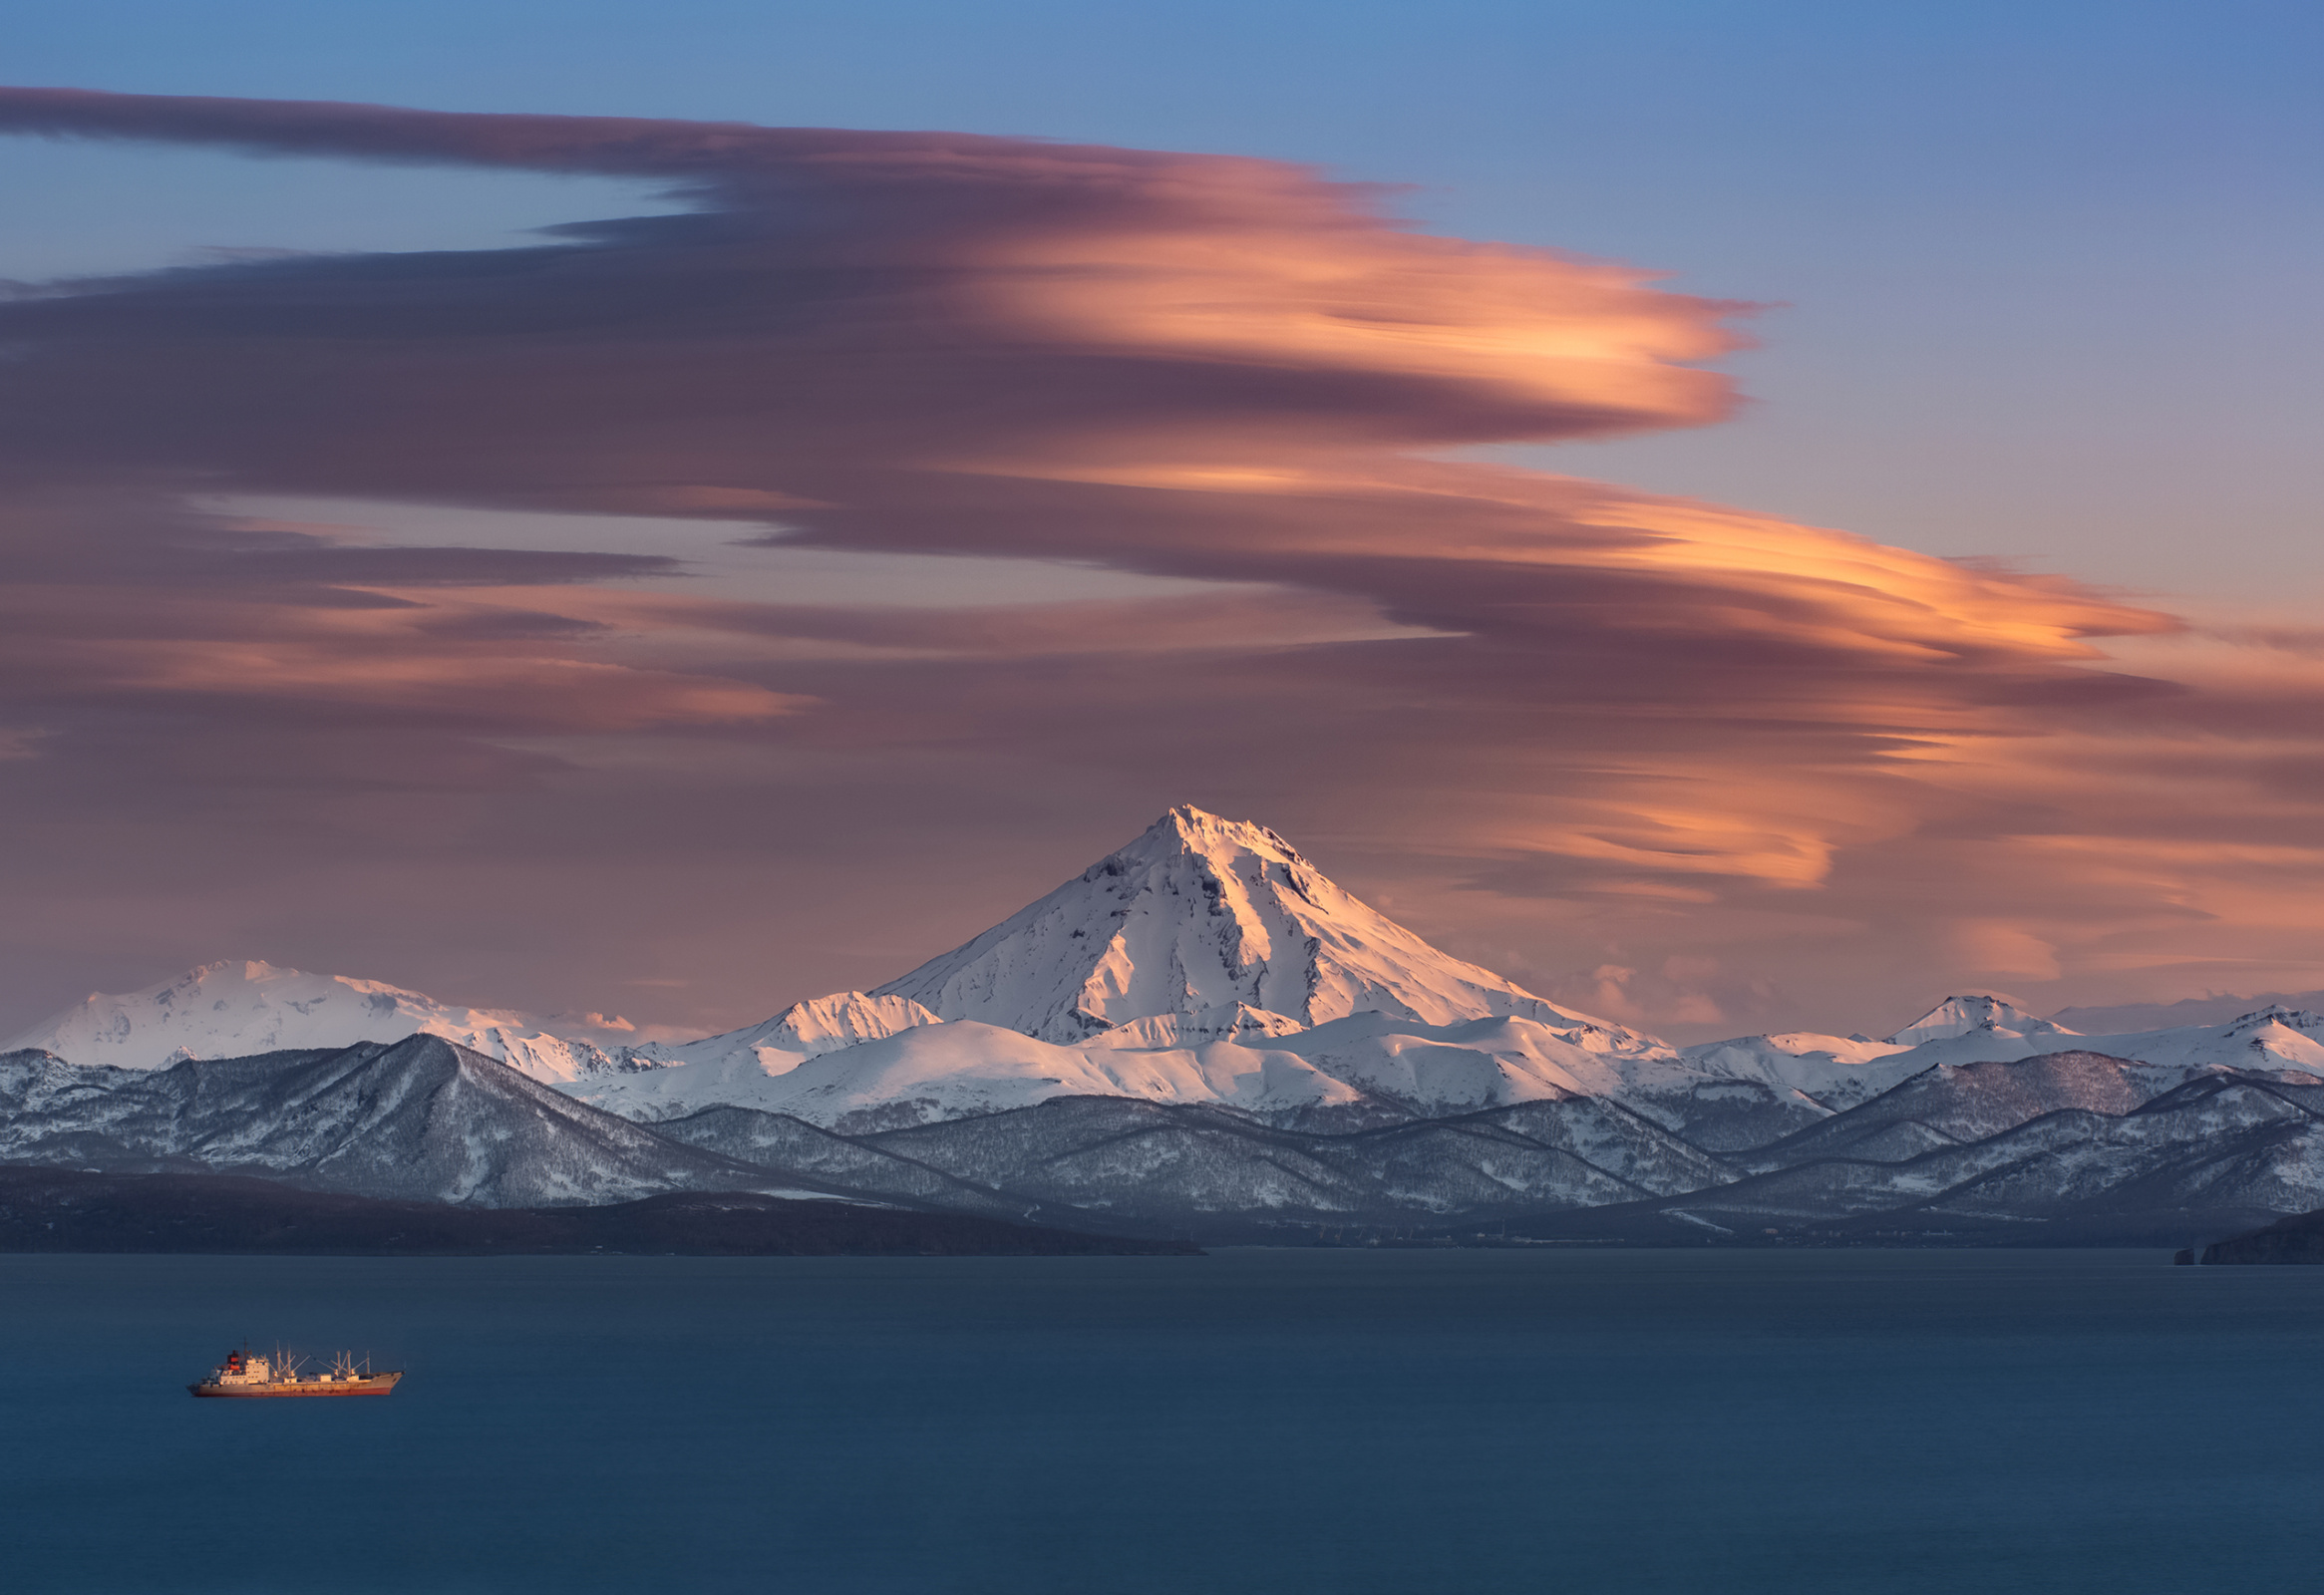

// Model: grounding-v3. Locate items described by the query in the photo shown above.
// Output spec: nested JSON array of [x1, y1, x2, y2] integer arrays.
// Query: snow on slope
[[1082, 1003, 1311, 1050], [557, 812, 2324, 1138], [1651, 1004, 2324, 1152], [12, 803, 1692, 1138], [564, 808, 1685, 1130], [1751, 1002, 2324, 1084], [1675, 1056, 2324, 1227], [0, 1035, 807, 1207], [1676, 1032, 1918, 1113], [1264, 1012, 1688, 1108], [870, 805, 1644, 1045], [627, 991, 939, 1074], [28, 820, 2324, 1179], [567, 1009, 1700, 1132], [1669, 996, 2093, 1119], [1980, 1005, 2324, 1077], [1742, 1050, 2180, 1170], [569, 1019, 1374, 1130], [1884, 993, 2073, 1047], [1562, 997, 2324, 1128], [4, 960, 623, 1083]]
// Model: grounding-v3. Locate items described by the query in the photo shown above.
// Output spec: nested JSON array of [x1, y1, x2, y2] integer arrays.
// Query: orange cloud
[[0, 88, 2315, 1041]]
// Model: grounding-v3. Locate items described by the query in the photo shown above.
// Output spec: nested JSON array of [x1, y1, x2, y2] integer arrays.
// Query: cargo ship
[[188, 1347, 402, 1399]]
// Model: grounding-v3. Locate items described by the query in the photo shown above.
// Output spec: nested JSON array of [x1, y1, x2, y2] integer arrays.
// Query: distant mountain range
[[7, 805, 2324, 1244]]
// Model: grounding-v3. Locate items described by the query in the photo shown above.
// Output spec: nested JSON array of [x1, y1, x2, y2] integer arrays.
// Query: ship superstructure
[[188, 1346, 402, 1399]]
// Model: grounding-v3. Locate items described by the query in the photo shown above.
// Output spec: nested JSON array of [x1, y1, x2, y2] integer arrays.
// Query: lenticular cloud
[[0, 86, 2315, 1037]]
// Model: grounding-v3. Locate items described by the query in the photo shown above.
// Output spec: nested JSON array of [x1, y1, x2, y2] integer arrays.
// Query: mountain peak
[[875, 808, 1637, 1045], [1885, 993, 2074, 1047], [6, 958, 625, 1083], [1131, 805, 1306, 865], [630, 990, 940, 1074]]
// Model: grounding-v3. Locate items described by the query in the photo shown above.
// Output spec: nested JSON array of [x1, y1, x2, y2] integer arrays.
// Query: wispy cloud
[[0, 87, 2312, 1038]]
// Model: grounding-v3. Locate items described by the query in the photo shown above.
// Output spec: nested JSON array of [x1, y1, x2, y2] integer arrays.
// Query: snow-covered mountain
[[618, 991, 939, 1080], [555, 806, 1684, 1129], [1588, 1052, 2324, 1241], [0, 1034, 1086, 1217], [1695, 1001, 2324, 1092], [17, 807, 2324, 1240], [1883, 993, 2075, 1048], [1640, 1001, 2083, 1147], [574, 1020, 1373, 1130], [871, 805, 1641, 1044], [0, 1036, 783, 1206], [565, 1008, 1707, 1133], [0, 1037, 1746, 1233], [1675, 1032, 1914, 1107], [3, 960, 624, 1083]]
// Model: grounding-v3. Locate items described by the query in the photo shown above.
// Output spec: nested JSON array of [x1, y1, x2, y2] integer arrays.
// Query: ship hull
[[188, 1373, 402, 1399]]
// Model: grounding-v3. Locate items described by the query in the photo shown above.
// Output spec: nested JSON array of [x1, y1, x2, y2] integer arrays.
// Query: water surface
[[3, 1248, 2318, 1593]]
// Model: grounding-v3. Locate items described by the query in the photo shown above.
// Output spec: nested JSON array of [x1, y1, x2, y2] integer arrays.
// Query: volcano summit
[[8, 806, 2324, 1242]]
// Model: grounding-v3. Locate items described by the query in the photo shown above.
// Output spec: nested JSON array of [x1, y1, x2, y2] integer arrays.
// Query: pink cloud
[[0, 88, 2314, 1040]]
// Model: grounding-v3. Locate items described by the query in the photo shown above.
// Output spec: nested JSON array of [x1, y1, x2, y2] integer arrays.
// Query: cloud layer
[[0, 87, 2314, 1040]]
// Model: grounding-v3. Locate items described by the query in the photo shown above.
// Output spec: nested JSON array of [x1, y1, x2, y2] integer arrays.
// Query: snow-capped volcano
[[1, 959, 622, 1082], [871, 804, 1632, 1045], [23, 811, 2324, 1237], [553, 806, 1682, 1128]]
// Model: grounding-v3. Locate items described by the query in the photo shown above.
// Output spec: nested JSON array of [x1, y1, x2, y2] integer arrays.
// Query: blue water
[[3, 1249, 2321, 1593]]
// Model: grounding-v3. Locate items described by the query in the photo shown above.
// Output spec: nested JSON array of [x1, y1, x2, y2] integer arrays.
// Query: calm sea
[[2, 1248, 2319, 1594]]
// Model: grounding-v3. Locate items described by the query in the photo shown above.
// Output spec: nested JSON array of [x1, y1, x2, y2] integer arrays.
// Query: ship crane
[[188, 1342, 402, 1399]]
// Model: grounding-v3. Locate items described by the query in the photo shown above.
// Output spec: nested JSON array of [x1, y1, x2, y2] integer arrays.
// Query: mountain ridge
[[11, 807, 2324, 1242], [2, 960, 628, 1083]]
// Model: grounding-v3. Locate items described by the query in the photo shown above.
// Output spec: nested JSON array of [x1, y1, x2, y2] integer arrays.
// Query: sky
[[0, 1, 2318, 1044]]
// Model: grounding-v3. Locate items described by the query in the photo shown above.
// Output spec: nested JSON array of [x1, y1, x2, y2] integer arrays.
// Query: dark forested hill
[[0, 1165, 1198, 1256]]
